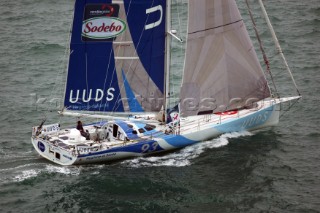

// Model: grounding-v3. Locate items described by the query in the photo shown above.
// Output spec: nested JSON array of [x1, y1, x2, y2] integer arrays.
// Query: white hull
[[31, 97, 299, 165]]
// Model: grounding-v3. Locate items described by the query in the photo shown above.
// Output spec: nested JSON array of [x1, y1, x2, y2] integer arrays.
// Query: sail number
[[141, 142, 159, 153]]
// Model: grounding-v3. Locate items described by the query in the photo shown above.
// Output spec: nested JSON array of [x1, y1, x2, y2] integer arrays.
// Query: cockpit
[[102, 121, 157, 142]]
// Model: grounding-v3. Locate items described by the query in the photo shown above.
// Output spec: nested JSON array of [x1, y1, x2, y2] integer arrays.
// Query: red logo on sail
[[101, 4, 114, 16]]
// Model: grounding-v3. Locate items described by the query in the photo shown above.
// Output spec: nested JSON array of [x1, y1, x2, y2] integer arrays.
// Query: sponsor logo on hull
[[37, 141, 45, 152]]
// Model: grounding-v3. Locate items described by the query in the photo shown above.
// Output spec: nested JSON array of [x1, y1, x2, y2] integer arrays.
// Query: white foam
[[13, 169, 40, 182], [2, 132, 253, 183], [4, 164, 81, 183], [0, 163, 44, 172], [45, 165, 80, 176], [122, 131, 253, 168]]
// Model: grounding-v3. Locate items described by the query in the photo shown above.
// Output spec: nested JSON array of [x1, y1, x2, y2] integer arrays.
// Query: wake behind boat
[[31, 0, 301, 166]]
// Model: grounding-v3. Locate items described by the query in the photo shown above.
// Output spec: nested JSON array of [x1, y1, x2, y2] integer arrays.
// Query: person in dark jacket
[[77, 121, 90, 140]]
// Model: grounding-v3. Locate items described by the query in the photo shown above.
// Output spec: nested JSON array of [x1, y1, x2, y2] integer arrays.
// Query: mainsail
[[64, 0, 166, 113], [180, 0, 271, 116]]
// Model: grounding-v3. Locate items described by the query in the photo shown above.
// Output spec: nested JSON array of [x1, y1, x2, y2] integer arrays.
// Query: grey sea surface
[[0, 0, 319, 212]]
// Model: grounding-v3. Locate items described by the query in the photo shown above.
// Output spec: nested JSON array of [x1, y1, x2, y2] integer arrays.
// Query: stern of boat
[[31, 137, 78, 166]]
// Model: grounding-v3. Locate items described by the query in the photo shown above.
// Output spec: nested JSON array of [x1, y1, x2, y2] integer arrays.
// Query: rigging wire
[[279, 98, 300, 120], [245, 0, 278, 98], [258, 0, 301, 97]]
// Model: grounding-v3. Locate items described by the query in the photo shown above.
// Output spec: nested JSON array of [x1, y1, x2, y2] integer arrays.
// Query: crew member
[[77, 120, 90, 140]]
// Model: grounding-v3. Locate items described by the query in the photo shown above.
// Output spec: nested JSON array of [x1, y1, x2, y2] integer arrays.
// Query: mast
[[258, 0, 301, 96], [164, 0, 171, 122]]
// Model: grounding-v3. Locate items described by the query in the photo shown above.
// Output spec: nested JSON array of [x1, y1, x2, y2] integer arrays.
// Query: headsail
[[180, 0, 271, 116], [64, 0, 166, 113]]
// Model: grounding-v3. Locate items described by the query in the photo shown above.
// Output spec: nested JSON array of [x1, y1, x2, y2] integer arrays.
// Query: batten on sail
[[180, 0, 271, 117]]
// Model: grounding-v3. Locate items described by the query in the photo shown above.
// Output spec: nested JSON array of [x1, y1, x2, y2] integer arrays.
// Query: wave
[[121, 131, 253, 168], [26, 42, 65, 55], [45, 164, 81, 176], [0, 150, 37, 163], [12, 169, 40, 182], [11, 165, 80, 183], [0, 131, 254, 184], [0, 164, 81, 184]]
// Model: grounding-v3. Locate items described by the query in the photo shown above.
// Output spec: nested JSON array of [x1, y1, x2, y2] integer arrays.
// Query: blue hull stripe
[[78, 139, 164, 158], [161, 135, 197, 148]]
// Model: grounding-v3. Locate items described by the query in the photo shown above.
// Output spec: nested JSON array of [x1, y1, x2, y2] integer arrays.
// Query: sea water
[[0, 0, 319, 212]]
